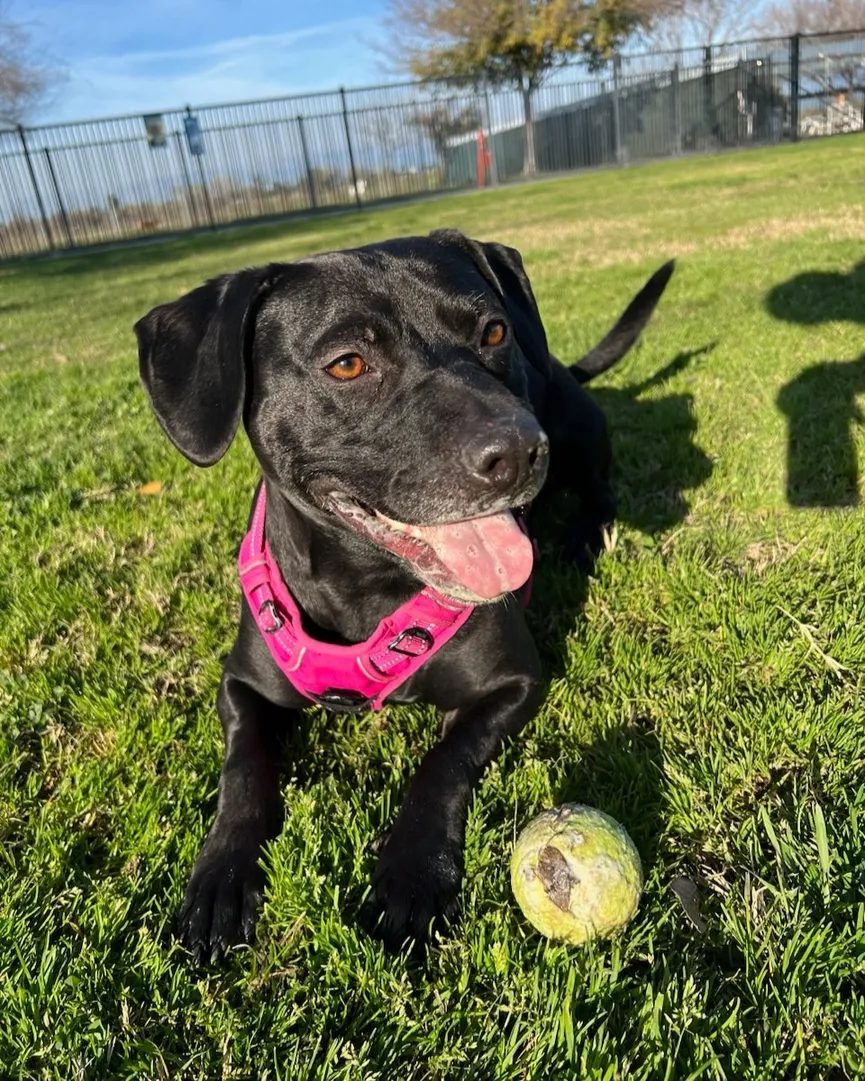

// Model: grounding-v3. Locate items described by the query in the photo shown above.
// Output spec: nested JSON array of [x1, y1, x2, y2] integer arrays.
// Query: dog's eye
[[326, 354, 368, 381], [481, 320, 507, 348]]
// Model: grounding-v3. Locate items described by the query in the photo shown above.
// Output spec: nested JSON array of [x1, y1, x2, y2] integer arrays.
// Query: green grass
[[3, 136, 865, 1079]]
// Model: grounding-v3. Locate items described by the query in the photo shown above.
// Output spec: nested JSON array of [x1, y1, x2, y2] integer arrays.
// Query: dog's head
[[135, 231, 551, 603]]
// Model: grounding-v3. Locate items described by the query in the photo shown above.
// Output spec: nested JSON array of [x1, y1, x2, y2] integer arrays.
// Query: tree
[[760, 0, 865, 35], [357, 107, 405, 181], [384, 0, 667, 174], [412, 101, 482, 163], [642, 0, 762, 51], [0, 3, 58, 126]]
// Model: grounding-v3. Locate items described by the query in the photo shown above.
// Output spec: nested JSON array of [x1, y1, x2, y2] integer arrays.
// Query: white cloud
[[32, 13, 390, 122], [87, 19, 374, 67]]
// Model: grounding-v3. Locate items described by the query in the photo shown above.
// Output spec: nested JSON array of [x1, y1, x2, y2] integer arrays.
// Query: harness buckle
[[258, 599, 283, 634], [310, 688, 372, 713], [388, 627, 434, 657]]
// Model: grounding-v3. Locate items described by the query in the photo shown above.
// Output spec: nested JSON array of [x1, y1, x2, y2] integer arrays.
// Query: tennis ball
[[511, 804, 642, 944]]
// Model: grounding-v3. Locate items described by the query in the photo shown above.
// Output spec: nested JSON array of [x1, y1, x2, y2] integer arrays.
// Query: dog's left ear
[[135, 266, 281, 466], [430, 229, 552, 381]]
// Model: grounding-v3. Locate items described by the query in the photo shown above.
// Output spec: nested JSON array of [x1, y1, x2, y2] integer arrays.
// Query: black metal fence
[[2, 29, 864, 260]]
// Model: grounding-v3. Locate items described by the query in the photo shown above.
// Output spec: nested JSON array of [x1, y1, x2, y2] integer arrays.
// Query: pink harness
[[239, 485, 479, 711], [239, 485, 535, 712]]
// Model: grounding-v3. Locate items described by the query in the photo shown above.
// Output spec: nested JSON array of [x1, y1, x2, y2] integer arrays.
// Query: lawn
[[2, 136, 865, 1080]]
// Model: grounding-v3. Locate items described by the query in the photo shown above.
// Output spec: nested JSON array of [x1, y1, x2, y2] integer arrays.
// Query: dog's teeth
[[375, 509, 413, 534]]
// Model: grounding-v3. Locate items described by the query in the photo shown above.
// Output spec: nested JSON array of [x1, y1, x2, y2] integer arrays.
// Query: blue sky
[[13, 0, 392, 123]]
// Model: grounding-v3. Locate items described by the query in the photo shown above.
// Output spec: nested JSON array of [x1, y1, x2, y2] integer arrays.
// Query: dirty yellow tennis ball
[[511, 804, 643, 944]]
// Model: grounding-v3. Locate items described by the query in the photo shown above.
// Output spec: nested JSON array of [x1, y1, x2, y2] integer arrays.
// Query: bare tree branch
[[759, 0, 865, 35], [0, 3, 62, 127], [640, 0, 763, 51], [411, 101, 481, 162]]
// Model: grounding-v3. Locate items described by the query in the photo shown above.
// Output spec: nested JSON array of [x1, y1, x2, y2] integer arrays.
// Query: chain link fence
[[1, 29, 864, 260]]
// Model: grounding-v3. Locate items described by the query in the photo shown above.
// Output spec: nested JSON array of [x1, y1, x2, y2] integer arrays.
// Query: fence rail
[[2, 29, 865, 260]]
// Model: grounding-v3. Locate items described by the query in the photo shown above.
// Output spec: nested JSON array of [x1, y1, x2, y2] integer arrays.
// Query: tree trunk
[[522, 83, 536, 175]]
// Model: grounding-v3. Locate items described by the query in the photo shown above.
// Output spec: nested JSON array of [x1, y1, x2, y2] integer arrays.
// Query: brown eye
[[326, 354, 368, 380], [481, 320, 507, 347]]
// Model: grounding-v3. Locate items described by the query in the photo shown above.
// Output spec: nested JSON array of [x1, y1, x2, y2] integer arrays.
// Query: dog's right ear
[[135, 266, 281, 466]]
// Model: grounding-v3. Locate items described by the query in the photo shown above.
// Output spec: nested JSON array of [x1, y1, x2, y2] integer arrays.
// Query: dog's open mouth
[[327, 493, 534, 602]]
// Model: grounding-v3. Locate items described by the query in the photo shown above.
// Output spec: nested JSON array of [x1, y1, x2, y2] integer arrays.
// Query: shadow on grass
[[597, 346, 715, 533], [777, 356, 865, 507], [768, 263, 865, 507], [554, 720, 665, 875], [767, 260, 865, 325]]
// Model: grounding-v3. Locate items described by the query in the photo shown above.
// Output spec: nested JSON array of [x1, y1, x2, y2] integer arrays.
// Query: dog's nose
[[462, 417, 549, 494]]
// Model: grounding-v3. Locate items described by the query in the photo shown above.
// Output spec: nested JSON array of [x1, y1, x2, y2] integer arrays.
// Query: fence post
[[296, 115, 317, 208], [42, 148, 73, 248], [612, 53, 624, 165], [671, 63, 682, 155], [186, 107, 215, 228], [790, 33, 801, 141], [482, 85, 499, 185], [174, 130, 199, 227], [196, 156, 216, 228], [16, 125, 54, 251], [703, 44, 714, 143], [339, 88, 362, 208]]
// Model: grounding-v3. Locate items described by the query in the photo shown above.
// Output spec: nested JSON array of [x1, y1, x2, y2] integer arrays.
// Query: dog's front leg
[[177, 669, 300, 963], [361, 624, 542, 953]]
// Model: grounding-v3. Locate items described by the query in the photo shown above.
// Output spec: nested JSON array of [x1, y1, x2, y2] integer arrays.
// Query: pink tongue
[[414, 512, 534, 600]]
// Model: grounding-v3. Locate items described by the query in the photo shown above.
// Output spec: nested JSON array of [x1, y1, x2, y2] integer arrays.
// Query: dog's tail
[[570, 260, 675, 385]]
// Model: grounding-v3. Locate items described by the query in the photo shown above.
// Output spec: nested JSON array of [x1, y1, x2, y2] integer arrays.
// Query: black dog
[[135, 230, 673, 961]]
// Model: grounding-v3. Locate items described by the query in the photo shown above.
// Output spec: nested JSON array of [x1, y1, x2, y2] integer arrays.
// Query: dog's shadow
[[599, 346, 715, 534], [532, 346, 715, 553], [767, 264, 865, 508]]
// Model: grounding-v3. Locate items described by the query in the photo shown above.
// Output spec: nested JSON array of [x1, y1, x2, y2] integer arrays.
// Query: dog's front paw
[[177, 836, 266, 965], [359, 826, 463, 954]]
